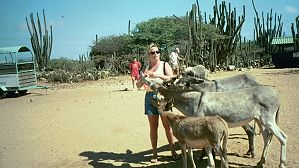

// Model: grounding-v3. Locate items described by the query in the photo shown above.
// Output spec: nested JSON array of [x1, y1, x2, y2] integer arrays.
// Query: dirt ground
[[1, 68, 299, 168]]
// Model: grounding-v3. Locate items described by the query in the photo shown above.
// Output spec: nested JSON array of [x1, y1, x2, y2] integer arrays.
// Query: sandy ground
[[1, 68, 299, 168]]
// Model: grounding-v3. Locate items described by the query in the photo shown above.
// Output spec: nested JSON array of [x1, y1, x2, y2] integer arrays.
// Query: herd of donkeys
[[142, 65, 287, 168]]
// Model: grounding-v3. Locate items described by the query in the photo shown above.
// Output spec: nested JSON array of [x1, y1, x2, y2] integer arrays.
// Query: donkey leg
[[187, 147, 196, 168], [214, 144, 228, 168], [206, 146, 215, 168], [180, 143, 188, 168], [266, 123, 287, 168], [257, 127, 273, 167], [198, 148, 216, 161], [242, 124, 255, 157]]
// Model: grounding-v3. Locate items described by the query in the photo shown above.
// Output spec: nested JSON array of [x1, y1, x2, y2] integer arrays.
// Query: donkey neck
[[160, 88, 203, 116]]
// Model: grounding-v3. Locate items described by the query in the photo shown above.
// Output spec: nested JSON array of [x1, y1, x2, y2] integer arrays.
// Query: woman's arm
[[136, 67, 148, 89], [163, 62, 174, 79]]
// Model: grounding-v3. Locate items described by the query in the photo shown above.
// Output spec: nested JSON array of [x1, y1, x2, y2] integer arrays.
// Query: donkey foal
[[162, 111, 229, 168]]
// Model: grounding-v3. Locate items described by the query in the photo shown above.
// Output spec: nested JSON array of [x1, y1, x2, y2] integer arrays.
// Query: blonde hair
[[148, 43, 159, 54], [145, 43, 159, 64]]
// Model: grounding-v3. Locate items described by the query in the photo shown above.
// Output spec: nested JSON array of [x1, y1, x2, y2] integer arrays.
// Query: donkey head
[[140, 72, 178, 91], [175, 76, 204, 86], [150, 92, 174, 112]]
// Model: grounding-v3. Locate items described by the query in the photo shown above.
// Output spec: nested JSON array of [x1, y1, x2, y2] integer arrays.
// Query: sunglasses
[[150, 51, 161, 55]]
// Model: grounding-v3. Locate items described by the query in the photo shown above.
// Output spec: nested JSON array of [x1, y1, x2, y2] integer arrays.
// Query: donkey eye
[[186, 82, 191, 87]]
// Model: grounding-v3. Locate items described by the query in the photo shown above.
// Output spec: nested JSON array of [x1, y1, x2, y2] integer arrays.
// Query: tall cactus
[[186, 0, 203, 67], [291, 15, 299, 51], [26, 9, 53, 71], [185, 0, 245, 70], [252, 0, 283, 54], [212, 0, 245, 66]]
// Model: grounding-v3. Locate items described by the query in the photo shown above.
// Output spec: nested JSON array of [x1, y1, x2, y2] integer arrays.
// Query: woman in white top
[[137, 43, 179, 163]]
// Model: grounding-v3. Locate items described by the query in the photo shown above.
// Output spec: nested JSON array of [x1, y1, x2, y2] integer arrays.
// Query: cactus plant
[[212, 0, 245, 66], [185, 0, 245, 70], [291, 15, 299, 51], [26, 9, 53, 71], [252, 0, 283, 55]]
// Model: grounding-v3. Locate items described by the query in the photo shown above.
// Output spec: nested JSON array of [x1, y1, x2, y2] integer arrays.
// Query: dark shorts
[[144, 92, 159, 115]]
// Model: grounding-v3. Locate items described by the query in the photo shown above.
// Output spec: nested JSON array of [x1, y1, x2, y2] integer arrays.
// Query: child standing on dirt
[[129, 57, 141, 90]]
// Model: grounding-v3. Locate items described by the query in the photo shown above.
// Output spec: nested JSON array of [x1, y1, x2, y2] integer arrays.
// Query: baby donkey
[[153, 96, 229, 168]]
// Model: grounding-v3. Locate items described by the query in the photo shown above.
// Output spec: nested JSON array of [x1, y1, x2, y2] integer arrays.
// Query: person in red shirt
[[129, 57, 141, 89]]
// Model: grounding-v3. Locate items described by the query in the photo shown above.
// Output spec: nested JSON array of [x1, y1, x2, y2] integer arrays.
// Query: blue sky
[[0, 0, 298, 60]]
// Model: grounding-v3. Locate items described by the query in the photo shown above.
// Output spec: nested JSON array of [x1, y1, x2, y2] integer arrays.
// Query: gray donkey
[[168, 73, 260, 157]]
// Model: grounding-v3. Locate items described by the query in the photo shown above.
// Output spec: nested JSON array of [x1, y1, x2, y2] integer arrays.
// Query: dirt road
[[1, 68, 298, 168]]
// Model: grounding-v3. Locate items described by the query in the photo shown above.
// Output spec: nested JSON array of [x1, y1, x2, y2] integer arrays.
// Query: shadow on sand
[[79, 141, 253, 168]]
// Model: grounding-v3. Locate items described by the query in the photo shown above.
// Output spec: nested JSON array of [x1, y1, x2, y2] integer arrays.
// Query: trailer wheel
[[0, 89, 7, 99], [18, 90, 27, 95], [7, 91, 16, 96]]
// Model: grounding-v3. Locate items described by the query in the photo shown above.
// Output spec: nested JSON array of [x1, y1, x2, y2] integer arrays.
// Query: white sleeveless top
[[145, 61, 165, 78], [143, 61, 165, 91]]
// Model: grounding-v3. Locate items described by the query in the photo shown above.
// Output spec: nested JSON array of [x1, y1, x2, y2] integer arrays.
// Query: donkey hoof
[[245, 150, 255, 158], [279, 162, 286, 168], [256, 161, 264, 168]]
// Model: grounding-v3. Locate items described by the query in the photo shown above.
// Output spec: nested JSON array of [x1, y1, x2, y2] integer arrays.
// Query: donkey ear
[[163, 75, 177, 85], [188, 77, 204, 84]]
